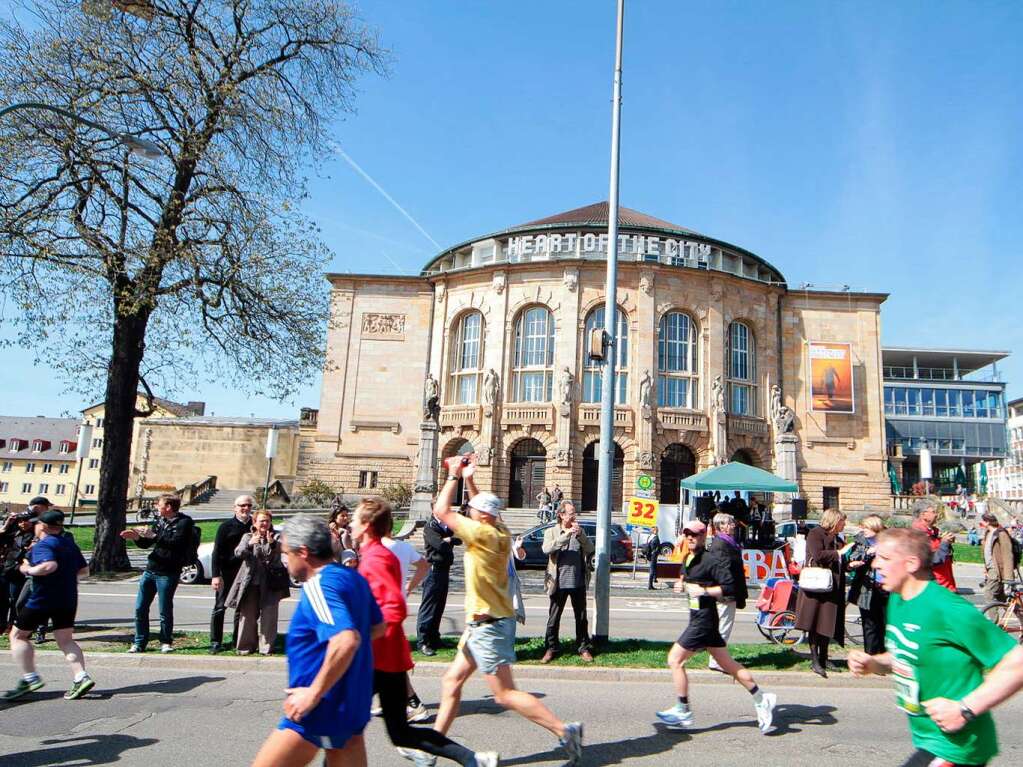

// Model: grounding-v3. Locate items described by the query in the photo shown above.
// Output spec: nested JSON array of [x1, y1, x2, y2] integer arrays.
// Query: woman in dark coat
[[795, 509, 847, 678], [845, 514, 888, 655]]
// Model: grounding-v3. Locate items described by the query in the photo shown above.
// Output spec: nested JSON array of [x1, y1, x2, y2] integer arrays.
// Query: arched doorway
[[581, 441, 624, 512], [509, 439, 547, 508], [440, 439, 475, 504], [660, 444, 696, 504], [731, 449, 756, 466]]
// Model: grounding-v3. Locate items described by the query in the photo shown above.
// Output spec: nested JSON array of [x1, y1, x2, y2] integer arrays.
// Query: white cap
[[467, 492, 502, 517]]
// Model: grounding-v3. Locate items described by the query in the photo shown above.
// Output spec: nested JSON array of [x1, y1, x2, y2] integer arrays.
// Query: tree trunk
[[90, 307, 151, 573]]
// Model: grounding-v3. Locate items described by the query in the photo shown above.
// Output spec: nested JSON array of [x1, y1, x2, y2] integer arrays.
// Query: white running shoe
[[755, 692, 777, 734], [396, 748, 437, 767], [406, 702, 429, 722], [160, 644, 174, 654], [559, 721, 583, 766], [656, 703, 695, 729], [473, 752, 499, 767]]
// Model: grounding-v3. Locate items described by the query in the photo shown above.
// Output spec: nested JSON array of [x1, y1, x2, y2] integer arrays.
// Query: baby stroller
[[755, 576, 805, 646]]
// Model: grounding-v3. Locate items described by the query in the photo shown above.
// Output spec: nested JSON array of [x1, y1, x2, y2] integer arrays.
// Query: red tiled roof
[[512, 201, 699, 236]]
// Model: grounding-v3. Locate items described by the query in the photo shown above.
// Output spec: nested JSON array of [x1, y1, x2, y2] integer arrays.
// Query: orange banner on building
[[809, 341, 854, 413]]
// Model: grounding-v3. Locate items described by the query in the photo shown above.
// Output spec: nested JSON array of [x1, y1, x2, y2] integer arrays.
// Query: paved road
[[73, 564, 988, 647], [1, 657, 1021, 766]]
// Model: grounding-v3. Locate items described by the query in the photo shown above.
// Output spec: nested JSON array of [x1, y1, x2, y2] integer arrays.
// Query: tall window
[[582, 306, 628, 404], [727, 321, 756, 415], [657, 312, 698, 408], [512, 306, 555, 402], [449, 312, 484, 405]]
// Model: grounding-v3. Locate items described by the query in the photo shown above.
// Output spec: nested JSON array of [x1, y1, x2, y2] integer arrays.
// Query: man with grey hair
[[209, 495, 254, 653], [251, 514, 383, 767], [707, 513, 747, 672]]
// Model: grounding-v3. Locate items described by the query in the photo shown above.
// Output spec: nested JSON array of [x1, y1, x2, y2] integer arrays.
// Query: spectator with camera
[[120, 494, 196, 653], [226, 509, 290, 655], [0, 503, 40, 633]]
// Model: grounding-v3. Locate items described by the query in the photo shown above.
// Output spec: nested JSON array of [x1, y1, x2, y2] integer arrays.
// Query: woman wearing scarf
[[706, 513, 747, 672]]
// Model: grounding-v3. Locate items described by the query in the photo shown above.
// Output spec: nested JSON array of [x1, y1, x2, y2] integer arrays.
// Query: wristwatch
[[958, 702, 977, 722]]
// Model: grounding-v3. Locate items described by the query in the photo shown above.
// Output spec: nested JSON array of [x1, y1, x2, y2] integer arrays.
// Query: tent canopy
[[680, 462, 798, 493]]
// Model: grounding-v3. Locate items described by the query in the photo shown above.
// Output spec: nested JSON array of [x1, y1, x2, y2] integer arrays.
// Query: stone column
[[410, 420, 440, 522], [774, 433, 799, 518]]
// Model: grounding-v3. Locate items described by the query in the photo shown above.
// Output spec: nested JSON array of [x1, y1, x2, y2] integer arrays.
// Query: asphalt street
[[1, 657, 1021, 766], [72, 564, 988, 646]]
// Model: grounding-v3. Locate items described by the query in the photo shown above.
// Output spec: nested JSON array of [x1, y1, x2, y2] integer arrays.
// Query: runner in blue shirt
[[252, 514, 383, 767], [3, 509, 93, 701]]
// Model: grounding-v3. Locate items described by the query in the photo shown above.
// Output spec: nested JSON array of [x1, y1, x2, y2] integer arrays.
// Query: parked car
[[513, 521, 633, 569], [179, 541, 298, 587], [633, 527, 677, 561], [775, 519, 820, 542]]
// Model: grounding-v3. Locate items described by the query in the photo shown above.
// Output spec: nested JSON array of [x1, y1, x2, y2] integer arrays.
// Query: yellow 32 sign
[[626, 497, 659, 528]]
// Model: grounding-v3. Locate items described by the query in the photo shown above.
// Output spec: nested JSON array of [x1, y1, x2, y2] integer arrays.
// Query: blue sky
[[4, 0, 1021, 418]]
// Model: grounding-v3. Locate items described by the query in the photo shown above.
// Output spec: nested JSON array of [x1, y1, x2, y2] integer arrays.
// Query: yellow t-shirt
[[452, 516, 513, 620]]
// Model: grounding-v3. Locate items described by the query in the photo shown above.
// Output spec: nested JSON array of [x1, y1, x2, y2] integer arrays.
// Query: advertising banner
[[809, 341, 854, 413]]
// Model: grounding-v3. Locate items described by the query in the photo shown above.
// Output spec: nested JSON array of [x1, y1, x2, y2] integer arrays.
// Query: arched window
[[449, 312, 483, 404], [728, 321, 756, 415], [511, 306, 555, 402], [657, 312, 698, 408], [582, 305, 628, 404]]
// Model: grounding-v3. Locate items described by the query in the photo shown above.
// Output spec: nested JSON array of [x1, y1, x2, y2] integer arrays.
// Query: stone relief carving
[[563, 268, 578, 292], [639, 450, 654, 468], [435, 281, 446, 303], [476, 446, 493, 466], [639, 271, 654, 296], [556, 447, 572, 466], [638, 369, 654, 418], [492, 271, 506, 294], [361, 313, 406, 338], [710, 280, 723, 302], [557, 366, 575, 415], [769, 384, 795, 435]]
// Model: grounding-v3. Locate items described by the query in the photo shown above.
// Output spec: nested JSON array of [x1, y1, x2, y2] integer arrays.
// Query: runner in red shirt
[[910, 500, 957, 592], [352, 497, 497, 767]]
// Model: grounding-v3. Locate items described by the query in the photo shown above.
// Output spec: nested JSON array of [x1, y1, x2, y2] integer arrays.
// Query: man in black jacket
[[208, 495, 253, 653], [121, 494, 195, 653], [707, 513, 747, 672], [415, 516, 460, 655], [0, 506, 40, 632]]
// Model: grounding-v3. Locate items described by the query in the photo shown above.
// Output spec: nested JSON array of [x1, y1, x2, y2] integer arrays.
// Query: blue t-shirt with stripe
[[285, 563, 381, 736]]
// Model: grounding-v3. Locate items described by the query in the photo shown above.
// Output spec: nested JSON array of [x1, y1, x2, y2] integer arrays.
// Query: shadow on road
[[102, 675, 226, 697], [2, 734, 158, 766]]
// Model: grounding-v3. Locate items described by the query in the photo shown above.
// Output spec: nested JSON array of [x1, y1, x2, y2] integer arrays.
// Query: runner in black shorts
[[2, 509, 94, 702], [655, 519, 776, 734]]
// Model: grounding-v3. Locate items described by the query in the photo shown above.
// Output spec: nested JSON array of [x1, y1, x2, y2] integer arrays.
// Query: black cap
[[38, 509, 65, 526], [28, 496, 52, 508]]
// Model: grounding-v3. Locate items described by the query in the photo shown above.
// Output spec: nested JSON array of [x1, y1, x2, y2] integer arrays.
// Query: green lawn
[[953, 542, 984, 564], [0, 628, 820, 672], [68, 520, 225, 553]]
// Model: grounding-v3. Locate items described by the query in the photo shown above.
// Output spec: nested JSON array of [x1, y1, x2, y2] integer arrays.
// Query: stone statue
[[423, 373, 440, 421], [557, 366, 575, 407], [769, 384, 795, 434], [770, 384, 782, 423], [712, 375, 725, 415], [638, 369, 653, 411], [482, 368, 500, 407]]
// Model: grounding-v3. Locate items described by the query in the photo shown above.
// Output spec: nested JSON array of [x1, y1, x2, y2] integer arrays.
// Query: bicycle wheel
[[767, 610, 805, 646], [756, 619, 773, 642], [982, 602, 1023, 643]]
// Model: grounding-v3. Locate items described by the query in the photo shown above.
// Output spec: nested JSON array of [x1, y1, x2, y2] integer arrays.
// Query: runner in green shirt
[[848, 527, 1023, 767]]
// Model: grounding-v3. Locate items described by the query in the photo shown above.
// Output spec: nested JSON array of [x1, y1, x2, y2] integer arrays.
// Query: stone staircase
[[190, 488, 250, 514]]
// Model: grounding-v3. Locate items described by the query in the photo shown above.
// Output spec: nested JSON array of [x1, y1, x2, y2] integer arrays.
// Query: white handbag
[[799, 563, 834, 593]]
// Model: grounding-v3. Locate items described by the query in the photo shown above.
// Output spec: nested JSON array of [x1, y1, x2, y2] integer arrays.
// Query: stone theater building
[[298, 202, 892, 515]]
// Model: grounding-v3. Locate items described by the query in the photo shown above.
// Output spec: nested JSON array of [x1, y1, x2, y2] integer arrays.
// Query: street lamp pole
[[68, 422, 94, 525], [594, 0, 626, 644], [263, 426, 280, 510], [0, 102, 161, 159]]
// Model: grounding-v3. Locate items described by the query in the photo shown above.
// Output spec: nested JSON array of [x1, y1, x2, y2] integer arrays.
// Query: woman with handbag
[[794, 509, 848, 678], [226, 510, 290, 655]]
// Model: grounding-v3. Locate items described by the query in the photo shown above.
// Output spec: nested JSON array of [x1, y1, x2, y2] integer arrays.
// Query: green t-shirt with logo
[[886, 580, 1016, 764]]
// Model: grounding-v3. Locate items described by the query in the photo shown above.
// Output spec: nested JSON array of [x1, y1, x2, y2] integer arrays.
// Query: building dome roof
[[422, 201, 785, 286]]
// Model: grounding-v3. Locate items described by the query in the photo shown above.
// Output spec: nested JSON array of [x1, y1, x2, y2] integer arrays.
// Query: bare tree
[[0, 0, 386, 571]]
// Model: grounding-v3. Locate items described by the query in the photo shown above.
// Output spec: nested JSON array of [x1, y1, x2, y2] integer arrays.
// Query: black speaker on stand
[[791, 498, 808, 520], [695, 496, 715, 523]]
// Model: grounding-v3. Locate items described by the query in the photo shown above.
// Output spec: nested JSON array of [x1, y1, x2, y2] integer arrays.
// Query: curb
[[17, 650, 891, 688]]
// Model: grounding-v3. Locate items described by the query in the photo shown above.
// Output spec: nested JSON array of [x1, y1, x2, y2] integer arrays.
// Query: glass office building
[[883, 347, 1009, 491]]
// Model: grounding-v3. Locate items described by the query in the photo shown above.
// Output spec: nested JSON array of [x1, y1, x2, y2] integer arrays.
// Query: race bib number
[[891, 659, 921, 715]]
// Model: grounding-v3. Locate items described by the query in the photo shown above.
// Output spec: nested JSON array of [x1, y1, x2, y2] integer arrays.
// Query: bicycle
[[981, 580, 1023, 644]]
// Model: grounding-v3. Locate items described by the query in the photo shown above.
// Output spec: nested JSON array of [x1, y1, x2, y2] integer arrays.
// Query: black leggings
[[375, 670, 475, 765]]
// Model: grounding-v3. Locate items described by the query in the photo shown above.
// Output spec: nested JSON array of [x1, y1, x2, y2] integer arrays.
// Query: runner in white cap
[[431, 457, 584, 765], [656, 519, 776, 734]]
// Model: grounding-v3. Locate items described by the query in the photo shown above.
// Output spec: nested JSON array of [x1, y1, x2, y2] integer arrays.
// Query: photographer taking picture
[[0, 499, 48, 634]]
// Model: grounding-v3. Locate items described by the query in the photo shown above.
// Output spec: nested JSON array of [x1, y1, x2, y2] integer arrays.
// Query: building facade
[[299, 202, 892, 514], [987, 397, 1023, 498], [0, 416, 79, 509], [882, 348, 1009, 492]]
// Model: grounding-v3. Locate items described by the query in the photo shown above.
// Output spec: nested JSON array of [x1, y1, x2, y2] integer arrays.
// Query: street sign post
[[626, 496, 659, 528]]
